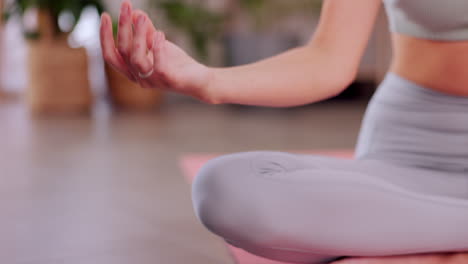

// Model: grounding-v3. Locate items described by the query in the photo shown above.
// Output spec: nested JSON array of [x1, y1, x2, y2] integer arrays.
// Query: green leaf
[[5, 0, 106, 36], [157, 0, 225, 59], [24, 30, 41, 40], [112, 19, 118, 37]]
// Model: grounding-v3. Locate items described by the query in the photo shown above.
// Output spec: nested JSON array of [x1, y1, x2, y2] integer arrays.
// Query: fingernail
[[127, 4, 132, 14], [121, 5, 130, 18]]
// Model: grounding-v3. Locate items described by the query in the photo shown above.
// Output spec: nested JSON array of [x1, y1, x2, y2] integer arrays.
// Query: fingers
[[132, 11, 156, 49], [146, 20, 156, 50], [102, 1, 164, 86], [100, 13, 135, 81], [130, 11, 154, 76], [152, 30, 166, 74], [117, 1, 134, 64]]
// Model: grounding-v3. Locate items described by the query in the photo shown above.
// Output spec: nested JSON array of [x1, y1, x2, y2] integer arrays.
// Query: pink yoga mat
[[180, 150, 354, 264]]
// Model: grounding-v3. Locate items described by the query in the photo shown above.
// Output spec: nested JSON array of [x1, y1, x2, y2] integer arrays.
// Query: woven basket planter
[[26, 10, 92, 114]]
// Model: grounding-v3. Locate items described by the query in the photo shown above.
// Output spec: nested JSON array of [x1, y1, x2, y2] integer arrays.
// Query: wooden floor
[[0, 97, 367, 264]]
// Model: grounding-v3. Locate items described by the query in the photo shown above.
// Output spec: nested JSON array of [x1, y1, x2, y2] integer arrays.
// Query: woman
[[100, 1, 468, 263]]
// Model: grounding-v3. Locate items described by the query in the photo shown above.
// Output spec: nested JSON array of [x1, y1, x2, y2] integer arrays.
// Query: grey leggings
[[192, 73, 468, 264]]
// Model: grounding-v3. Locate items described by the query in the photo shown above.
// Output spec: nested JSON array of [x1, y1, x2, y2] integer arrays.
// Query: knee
[[191, 152, 271, 243]]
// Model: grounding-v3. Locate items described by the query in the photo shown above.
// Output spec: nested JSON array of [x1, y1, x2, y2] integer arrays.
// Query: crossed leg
[[192, 151, 468, 264]]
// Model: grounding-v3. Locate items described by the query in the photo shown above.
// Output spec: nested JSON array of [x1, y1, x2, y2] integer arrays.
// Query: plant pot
[[26, 10, 92, 114], [105, 64, 163, 110], [27, 37, 92, 114]]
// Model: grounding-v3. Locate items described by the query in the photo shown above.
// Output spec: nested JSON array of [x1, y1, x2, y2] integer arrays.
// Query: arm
[[210, 0, 382, 107], [100, 0, 381, 107]]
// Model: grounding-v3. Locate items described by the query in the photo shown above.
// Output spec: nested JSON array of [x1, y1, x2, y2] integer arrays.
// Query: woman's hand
[[99, 1, 216, 103], [333, 253, 468, 264]]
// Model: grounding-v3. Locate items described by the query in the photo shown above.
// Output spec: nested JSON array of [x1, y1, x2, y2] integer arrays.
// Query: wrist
[[198, 67, 224, 105]]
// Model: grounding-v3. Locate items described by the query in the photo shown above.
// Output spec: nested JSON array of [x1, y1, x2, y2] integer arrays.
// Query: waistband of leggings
[[374, 72, 468, 110]]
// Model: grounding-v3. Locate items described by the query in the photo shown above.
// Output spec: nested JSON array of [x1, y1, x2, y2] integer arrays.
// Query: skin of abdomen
[[390, 34, 468, 96]]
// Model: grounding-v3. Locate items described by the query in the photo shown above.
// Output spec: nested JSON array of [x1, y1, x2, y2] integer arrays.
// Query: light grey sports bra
[[383, 0, 468, 41]]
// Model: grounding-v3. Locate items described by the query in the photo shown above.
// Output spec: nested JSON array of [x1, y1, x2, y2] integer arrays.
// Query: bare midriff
[[390, 34, 468, 96]]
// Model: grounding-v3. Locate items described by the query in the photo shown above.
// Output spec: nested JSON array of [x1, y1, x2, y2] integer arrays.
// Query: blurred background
[[0, 0, 392, 263]]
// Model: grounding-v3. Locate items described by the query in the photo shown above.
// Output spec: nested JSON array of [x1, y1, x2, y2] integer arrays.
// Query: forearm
[[206, 45, 356, 107]]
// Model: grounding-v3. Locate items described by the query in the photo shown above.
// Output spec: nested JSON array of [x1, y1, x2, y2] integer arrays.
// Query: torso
[[390, 34, 468, 97], [383, 0, 468, 97]]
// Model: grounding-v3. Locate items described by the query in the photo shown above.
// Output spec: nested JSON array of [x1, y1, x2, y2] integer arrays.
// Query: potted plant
[[152, 0, 224, 61], [2, 0, 104, 114]]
